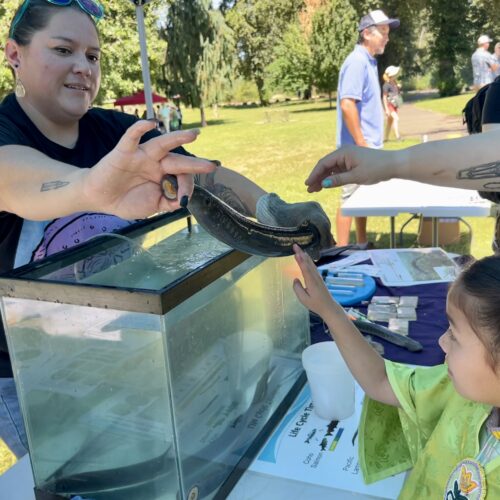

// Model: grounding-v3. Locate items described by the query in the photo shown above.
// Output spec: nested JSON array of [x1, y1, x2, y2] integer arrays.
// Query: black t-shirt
[[0, 93, 188, 375]]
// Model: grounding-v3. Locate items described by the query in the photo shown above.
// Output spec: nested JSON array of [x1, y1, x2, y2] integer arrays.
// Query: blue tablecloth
[[311, 259, 449, 367]]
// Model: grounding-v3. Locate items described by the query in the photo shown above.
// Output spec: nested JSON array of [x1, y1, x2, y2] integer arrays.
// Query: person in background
[[471, 34, 498, 89], [0, 0, 334, 379], [176, 105, 182, 130], [335, 9, 399, 248], [494, 42, 500, 78], [155, 103, 164, 131], [293, 244, 500, 498], [159, 102, 171, 133], [169, 104, 180, 131], [382, 65, 402, 141]]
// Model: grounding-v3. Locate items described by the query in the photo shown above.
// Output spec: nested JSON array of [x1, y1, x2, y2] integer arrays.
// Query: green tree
[[0, 0, 25, 98], [427, 0, 470, 96], [163, 0, 235, 126], [310, 0, 358, 107], [196, 9, 235, 123], [469, 0, 500, 42], [267, 21, 313, 96], [226, 0, 304, 106], [96, 0, 168, 103]]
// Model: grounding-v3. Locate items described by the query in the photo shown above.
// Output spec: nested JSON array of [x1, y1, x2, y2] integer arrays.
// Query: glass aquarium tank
[[0, 211, 309, 500]]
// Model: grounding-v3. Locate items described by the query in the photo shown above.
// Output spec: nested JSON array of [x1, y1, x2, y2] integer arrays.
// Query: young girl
[[292, 244, 500, 499], [383, 65, 402, 141]]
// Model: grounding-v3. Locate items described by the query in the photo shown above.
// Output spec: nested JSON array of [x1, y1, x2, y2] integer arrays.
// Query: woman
[[382, 65, 402, 141], [0, 0, 334, 377]]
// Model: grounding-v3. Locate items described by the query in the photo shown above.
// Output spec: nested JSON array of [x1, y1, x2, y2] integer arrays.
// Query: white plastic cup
[[301, 341, 355, 420]]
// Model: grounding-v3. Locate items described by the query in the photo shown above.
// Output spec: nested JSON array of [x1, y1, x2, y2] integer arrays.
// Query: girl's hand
[[292, 244, 344, 319]]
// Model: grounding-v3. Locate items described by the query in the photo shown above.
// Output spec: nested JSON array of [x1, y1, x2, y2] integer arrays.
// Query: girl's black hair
[[449, 255, 500, 369], [10, 0, 96, 46]]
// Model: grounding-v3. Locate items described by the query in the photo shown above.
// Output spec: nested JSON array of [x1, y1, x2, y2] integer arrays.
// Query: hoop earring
[[15, 76, 25, 98]]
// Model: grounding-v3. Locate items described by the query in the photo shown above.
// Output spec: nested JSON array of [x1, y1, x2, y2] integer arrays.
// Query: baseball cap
[[478, 34, 493, 45], [385, 66, 400, 77], [358, 9, 400, 32]]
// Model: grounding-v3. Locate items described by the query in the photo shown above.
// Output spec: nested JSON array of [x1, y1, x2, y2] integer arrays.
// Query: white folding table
[[341, 179, 493, 247]]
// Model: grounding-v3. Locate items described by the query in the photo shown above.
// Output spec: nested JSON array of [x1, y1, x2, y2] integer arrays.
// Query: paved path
[[397, 103, 466, 142]]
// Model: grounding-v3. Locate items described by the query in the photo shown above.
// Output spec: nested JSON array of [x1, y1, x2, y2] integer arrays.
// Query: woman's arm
[[292, 245, 400, 407], [0, 121, 216, 220], [306, 128, 500, 193]]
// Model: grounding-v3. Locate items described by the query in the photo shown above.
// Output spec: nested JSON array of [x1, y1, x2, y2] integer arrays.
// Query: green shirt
[[358, 361, 500, 499]]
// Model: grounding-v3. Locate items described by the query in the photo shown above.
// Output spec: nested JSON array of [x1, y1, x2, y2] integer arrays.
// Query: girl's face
[[439, 297, 500, 406], [9, 8, 100, 124]]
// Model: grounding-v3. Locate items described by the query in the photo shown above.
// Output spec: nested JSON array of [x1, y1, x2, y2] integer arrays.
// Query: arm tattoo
[[457, 161, 500, 189], [198, 172, 253, 216], [41, 180, 70, 192]]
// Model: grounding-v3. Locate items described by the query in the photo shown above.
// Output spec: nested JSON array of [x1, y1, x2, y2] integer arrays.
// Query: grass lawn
[[413, 92, 474, 116], [181, 97, 494, 258]]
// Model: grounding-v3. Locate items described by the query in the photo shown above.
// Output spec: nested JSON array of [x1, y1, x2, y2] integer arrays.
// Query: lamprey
[[352, 319, 423, 352], [161, 175, 322, 259]]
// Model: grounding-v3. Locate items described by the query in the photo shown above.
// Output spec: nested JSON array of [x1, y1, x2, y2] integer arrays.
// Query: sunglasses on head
[[10, 0, 105, 38]]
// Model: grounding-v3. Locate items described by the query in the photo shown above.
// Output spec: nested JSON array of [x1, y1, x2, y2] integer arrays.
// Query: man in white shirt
[[472, 35, 498, 89]]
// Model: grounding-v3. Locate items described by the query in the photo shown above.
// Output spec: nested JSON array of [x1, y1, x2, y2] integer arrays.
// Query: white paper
[[368, 248, 458, 287], [318, 251, 370, 271], [249, 384, 405, 498]]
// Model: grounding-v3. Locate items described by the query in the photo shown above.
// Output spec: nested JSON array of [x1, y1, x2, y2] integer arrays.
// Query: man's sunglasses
[[10, 0, 104, 38]]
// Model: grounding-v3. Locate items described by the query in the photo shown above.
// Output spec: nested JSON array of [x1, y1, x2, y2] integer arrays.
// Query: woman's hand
[[305, 145, 406, 193], [83, 120, 217, 220], [292, 244, 343, 320]]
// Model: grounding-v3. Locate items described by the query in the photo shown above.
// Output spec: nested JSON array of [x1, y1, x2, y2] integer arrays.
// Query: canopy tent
[[114, 90, 168, 109]]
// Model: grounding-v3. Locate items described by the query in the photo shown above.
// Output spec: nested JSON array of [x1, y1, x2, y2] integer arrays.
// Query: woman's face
[[13, 8, 100, 123], [438, 297, 500, 406]]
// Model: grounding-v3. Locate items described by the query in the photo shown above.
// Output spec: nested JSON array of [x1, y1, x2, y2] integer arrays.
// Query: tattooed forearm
[[457, 161, 500, 180], [198, 172, 253, 216], [41, 180, 70, 192]]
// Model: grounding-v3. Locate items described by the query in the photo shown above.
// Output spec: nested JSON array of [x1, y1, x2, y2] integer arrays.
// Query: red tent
[[113, 90, 168, 107]]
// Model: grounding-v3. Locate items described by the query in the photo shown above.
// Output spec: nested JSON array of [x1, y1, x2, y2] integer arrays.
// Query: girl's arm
[[382, 93, 390, 116], [293, 244, 400, 408]]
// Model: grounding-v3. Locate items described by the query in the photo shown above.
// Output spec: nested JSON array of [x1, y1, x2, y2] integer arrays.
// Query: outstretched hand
[[292, 244, 343, 320], [83, 121, 217, 220], [305, 145, 403, 193]]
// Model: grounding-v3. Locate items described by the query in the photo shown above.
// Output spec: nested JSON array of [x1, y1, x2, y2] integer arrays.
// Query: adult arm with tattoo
[[306, 128, 500, 193], [0, 122, 216, 221]]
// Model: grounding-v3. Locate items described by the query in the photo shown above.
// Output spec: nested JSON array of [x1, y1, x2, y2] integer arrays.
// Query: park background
[[0, 0, 497, 257]]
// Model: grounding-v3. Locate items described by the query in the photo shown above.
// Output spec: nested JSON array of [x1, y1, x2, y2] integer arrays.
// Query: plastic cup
[[301, 341, 355, 420]]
